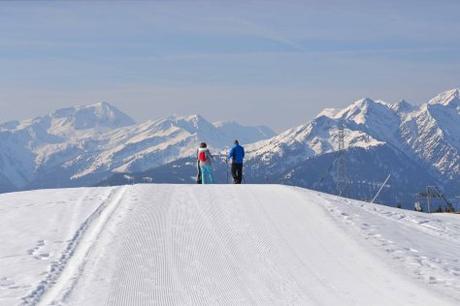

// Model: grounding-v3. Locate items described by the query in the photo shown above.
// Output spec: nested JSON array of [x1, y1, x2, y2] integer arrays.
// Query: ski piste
[[1, 185, 458, 305]]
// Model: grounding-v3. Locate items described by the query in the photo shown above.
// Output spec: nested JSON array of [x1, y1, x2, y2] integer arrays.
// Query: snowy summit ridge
[[1, 102, 135, 135], [242, 88, 460, 206], [428, 88, 460, 106], [1, 89, 460, 206], [0, 104, 274, 192], [49, 101, 136, 130]]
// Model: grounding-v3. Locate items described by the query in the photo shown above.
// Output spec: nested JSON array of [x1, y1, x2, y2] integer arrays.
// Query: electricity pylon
[[336, 121, 347, 196]]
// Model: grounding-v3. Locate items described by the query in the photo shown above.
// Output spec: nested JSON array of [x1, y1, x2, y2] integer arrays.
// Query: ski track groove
[[105, 186, 177, 305], [241, 190, 306, 304], [187, 189, 242, 304], [196, 188, 256, 304], [251, 190, 333, 304], [171, 187, 204, 305], [273, 188, 383, 304], [21, 186, 127, 306]]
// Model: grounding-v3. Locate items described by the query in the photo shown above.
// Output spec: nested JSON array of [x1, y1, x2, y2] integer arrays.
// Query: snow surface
[[1, 185, 459, 305]]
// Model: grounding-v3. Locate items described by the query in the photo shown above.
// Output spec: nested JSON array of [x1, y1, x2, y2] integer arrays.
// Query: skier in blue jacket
[[227, 140, 245, 184]]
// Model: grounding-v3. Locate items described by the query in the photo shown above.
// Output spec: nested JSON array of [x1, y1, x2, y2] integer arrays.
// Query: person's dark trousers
[[231, 163, 243, 184]]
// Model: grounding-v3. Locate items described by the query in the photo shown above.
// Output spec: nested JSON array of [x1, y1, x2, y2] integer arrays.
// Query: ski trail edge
[[21, 186, 128, 306]]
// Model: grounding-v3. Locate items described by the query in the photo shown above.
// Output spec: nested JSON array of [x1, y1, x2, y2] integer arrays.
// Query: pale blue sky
[[1, 0, 460, 131]]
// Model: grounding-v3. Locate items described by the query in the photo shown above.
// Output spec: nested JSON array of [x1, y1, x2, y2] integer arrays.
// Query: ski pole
[[225, 158, 229, 184]]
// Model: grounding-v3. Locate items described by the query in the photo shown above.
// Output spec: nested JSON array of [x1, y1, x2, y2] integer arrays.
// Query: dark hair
[[234, 139, 239, 145], [200, 142, 207, 148]]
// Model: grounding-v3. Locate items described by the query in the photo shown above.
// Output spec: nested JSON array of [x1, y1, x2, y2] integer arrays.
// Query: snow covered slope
[[1, 185, 459, 305], [0, 102, 135, 190], [401, 89, 460, 178], [0, 104, 274, 192]]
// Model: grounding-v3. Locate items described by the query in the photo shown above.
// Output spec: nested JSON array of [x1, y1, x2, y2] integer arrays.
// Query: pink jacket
[[197, 147, 213, 166]]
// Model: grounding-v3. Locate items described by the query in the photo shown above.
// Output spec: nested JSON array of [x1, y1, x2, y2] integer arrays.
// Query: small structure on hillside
[[417, 186, 455, 213]]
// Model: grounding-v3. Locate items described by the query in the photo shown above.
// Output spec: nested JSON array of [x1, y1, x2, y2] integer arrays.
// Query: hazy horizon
[[1, 1, 460, 131]]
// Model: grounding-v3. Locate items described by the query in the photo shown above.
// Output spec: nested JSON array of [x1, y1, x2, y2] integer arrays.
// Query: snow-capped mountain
[[213, 121, 276, 145], [0, 102, 136, 190], [401, 89, 460, 178], [242, 98, 390, 176], [242, 88, 460, 206], [0, 104, 274, 192], [2, 89, 459, 208], [109, 89, 460, 208]]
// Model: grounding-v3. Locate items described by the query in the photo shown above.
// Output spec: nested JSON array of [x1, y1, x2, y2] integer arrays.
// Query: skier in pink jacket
[[197, 142, 214, 184]]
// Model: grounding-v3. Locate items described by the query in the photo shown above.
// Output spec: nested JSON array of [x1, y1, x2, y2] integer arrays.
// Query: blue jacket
[[228, 144, 245, 164]]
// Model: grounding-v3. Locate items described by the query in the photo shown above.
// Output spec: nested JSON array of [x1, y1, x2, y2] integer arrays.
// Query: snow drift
[[0, 185, 459, 305]]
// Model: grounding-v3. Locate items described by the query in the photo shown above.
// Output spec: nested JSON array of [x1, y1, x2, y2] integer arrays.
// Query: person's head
[[199, 142, 207, 148], [234, 139, 239, 145]]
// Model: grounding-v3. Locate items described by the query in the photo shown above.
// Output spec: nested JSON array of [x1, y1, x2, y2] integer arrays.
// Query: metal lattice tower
[[336, 121, 347, 196], [418, 186, 454, 213]]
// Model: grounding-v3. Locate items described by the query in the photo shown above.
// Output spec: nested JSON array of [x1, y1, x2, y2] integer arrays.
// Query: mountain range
[[242, 88, 460, 207], [0, 102, 274, 192], [100, 89, 460, 209], [1, 89, 460, 210]]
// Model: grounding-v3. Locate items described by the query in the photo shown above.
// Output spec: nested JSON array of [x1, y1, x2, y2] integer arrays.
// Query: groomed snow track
[[1, 185, 459, 305]]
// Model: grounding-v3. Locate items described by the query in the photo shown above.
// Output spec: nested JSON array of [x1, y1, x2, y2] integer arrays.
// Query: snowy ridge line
[[321, 195, 460, 302], [21, 186, 127, 306], [0, 103, 275, 192]]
